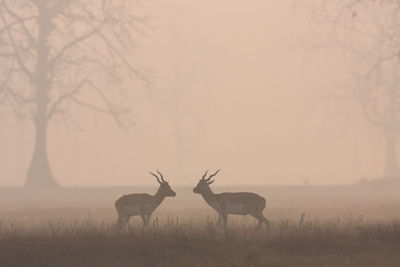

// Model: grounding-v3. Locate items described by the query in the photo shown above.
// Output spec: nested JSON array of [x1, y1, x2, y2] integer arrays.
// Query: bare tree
[[0, 0, 146, 187], [303, 0, 400, 179]]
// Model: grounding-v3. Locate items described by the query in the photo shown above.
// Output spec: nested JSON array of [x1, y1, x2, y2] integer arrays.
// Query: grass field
[[0, 185, 400, 267]]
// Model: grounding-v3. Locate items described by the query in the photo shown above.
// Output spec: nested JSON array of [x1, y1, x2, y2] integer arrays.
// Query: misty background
[[0, 0, 386, 187]]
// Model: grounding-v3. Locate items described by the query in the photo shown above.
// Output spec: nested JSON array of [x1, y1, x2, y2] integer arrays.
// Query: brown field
[[1, 185, 400, 267]]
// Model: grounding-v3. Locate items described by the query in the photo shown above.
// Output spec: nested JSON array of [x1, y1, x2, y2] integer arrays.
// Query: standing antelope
[[193, 170, 269, 227], [115, 170, 176, 227]]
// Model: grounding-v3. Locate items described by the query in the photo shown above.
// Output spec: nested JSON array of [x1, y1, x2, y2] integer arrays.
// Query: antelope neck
[[153, 186, 166, 206], [200, 186, 217, 205]]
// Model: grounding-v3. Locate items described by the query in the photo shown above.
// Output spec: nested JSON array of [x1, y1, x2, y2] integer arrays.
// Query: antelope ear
[[207, 180, 215, 185]]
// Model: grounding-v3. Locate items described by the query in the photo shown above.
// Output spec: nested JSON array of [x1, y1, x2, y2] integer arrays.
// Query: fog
[[0, 0, 386, 186], [3, 3, 400, 266]]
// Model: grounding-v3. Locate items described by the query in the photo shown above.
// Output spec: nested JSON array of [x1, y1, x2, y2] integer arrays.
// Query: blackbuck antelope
[[115, 170, 176, 227], [193, 170, 269, 227]]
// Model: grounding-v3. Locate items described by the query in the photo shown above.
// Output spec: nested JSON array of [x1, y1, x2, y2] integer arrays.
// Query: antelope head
[[149, 169, 176, 197], [193, 169, 221, 194]]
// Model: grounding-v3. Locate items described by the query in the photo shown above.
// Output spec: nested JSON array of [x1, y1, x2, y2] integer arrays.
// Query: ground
[[0, 185, 399, 267]]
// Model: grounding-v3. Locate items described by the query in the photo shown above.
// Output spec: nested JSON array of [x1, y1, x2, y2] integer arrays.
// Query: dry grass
[[0, 216, 400, 267]]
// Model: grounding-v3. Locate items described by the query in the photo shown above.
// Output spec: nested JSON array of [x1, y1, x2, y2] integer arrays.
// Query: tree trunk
[[383, 129, 400, 179], [24, 119, 58, 187], [24, 4, 58, 187]]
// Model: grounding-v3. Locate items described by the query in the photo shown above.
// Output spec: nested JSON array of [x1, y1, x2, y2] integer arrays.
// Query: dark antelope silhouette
[[115, 170, 176, 227], [193, 170, 269, 227]]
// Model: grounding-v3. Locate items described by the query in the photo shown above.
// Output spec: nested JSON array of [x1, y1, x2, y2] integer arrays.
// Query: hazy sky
[[0, 0, 386, 186]]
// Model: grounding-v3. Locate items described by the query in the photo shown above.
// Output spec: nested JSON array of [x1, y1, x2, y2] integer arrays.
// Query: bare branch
[[49, 21, 105, 68], [0, 6, 33, 79], [0, 16, 36, 35], [97, 31, 147, 83], [2, 4, 35, 44], [47, 88, 78, 121], [69, 91, 130, 131], [0, 0, 145, 133]]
